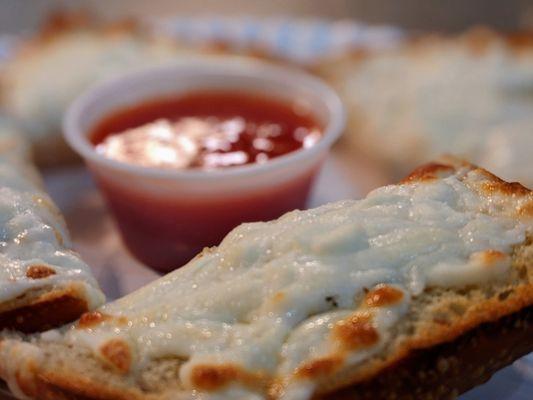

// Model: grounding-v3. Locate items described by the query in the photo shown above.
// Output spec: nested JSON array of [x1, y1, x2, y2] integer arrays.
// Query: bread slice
[[0, 120, 104, 333], [316, 28, 533, 186], [0, 157, 531, 399], [0, 12, 197, 167], [0, 13, 287, 168]]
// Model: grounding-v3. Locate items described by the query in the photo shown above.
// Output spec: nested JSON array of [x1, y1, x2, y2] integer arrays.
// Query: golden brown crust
[[400, 162, 456, 184], [404, 157, 532, 216], [5, 305, 531, 400], [472, 166, 531, 195], [0, 287, 89, 334], [312, 282, 533, 397], [33, 371, 144, 400], [12, 354, 41, 399], [1, 271, 530, 398], [324, 305, 533, 400]]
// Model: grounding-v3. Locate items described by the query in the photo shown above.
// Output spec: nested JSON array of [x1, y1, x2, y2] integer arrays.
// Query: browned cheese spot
[[480, 180, 530, 197], [272, 292, 286, 303], [475, 249, 506, 265], [77, 311, 111, 329], [77, 312, 128, 329], [469, 167, 532, 217], [333, 312, 380, 350], [400, 163, 455, 184], [25, 265, 56, 279], [294, 356, 344, 379], [365, 284, 404, 307], [190, 364, 267, 392], [100, 339, 132, 374]]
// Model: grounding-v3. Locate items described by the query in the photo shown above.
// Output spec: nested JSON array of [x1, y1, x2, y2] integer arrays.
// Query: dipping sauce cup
[[64, 59, 345, 273]]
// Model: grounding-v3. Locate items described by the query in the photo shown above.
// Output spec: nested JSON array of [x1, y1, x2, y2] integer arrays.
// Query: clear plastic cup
[[64, 58, 345, 273]]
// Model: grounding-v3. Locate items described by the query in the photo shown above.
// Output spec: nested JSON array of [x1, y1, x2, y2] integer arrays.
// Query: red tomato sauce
[[89, 91, 323, 272], [91, 91, 322, 170]]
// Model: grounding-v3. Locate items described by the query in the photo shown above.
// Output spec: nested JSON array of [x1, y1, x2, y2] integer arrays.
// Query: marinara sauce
[[90, 91, 323, 272]]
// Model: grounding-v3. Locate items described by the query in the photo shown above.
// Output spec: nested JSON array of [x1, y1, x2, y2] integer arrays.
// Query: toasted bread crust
[[0, 287, 89, 334], [5, 306, 531, 400], [326, 305, 533, 400], [314, 282, 533, 397], [0, 159, 530, 399], [31, 373, 144, 400], [2, 236, 530, 400]]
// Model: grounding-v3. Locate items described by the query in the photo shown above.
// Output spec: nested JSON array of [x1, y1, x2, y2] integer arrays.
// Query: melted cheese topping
[[62, 163, 531, 399], [0, 122, 104, 308], [4, 30, 189, 143], [327, 36, 533, 185]]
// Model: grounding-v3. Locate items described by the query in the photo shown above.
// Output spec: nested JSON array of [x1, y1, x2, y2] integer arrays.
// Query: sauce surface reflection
[[91, 91, 322, 170]]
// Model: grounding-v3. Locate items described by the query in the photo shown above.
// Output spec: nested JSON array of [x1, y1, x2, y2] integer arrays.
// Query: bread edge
[[0, 283, 90, 334], [3, 240, 531, 399], [325, 304, 533, 399], [4, 298, 531, 400], [1, 158, 531, 398]]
